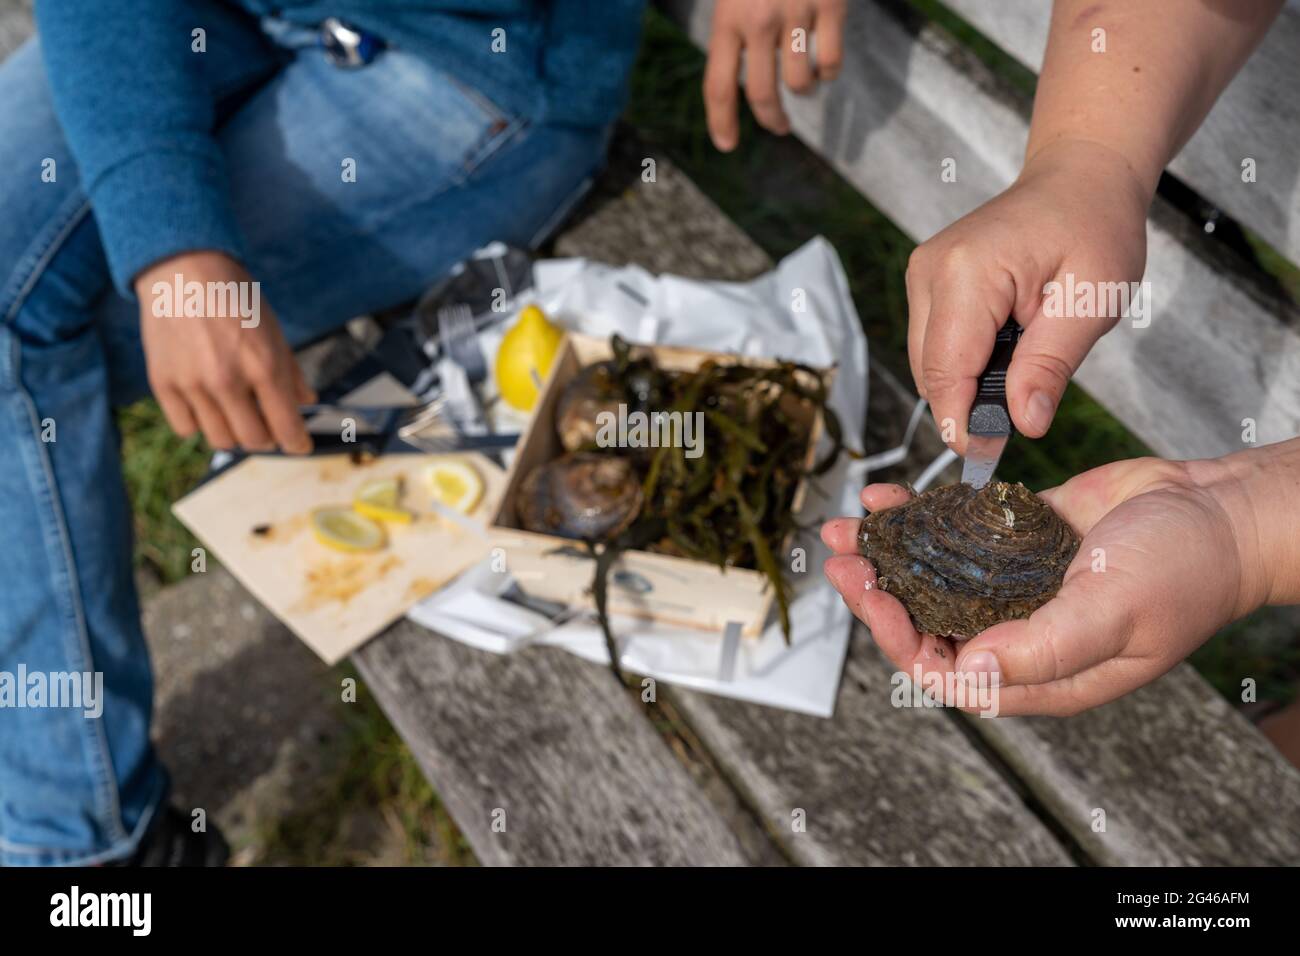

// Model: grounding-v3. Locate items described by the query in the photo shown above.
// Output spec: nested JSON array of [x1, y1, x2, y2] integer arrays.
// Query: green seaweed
[[554, 336, 852, 678]]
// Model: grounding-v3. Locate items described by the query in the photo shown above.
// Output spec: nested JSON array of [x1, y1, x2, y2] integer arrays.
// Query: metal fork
[[391, 392, 519, 453], [436, 303, 491, 439], [398, 430, 520, 454], [437, 303, 488, 386]]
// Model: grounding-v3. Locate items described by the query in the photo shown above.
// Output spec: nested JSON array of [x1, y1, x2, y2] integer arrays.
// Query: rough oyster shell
[[556, 361, 624, 452], [857, 480, 1080, 639], [517, 452, 643, 542], [555, 359, 675, 453]]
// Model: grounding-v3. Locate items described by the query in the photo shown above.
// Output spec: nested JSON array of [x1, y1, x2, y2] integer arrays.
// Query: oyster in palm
[[857, 480, 1080, 639]]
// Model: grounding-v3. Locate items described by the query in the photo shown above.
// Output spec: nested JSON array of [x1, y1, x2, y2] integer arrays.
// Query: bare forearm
[[1027, 0, 1283, 199], [1191, 438, 1300, 612]]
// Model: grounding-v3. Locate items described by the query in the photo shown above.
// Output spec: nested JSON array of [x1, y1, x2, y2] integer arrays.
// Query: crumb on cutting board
[[296, 553, 403, 610], [404, 577, 441, 602]]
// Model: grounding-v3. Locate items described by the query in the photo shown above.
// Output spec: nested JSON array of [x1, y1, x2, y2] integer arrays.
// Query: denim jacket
[[32, 1, 645, 295]]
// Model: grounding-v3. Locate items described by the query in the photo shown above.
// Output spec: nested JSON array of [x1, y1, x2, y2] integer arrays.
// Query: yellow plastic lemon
[[495, 304, 563, 411]]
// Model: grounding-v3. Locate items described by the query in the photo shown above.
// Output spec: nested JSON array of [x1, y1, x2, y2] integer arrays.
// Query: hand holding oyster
[[822, 453, 1277, 717]]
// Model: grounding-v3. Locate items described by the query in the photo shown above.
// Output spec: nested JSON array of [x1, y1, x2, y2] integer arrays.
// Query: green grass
[[255, 666, 476, 866], [117, 400, 210, 585], [1245, 228, 1300, 306]]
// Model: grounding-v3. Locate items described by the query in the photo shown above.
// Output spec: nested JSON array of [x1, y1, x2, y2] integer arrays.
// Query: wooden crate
[[489, 332, 829, 636]]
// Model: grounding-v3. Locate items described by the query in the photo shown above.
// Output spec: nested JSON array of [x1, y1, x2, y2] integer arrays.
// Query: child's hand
[[704, 0, 846, 151], [906, 140, 1150, 452], [820, 453, 1275, 716]]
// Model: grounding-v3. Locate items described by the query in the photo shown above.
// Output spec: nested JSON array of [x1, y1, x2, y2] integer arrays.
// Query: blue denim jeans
[[0, 16, 608, 866]]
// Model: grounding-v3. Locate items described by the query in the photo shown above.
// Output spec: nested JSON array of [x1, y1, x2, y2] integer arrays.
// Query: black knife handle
[[969, 320, 1022, 436]]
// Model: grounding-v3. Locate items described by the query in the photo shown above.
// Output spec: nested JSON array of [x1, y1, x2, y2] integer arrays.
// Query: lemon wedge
[[353, 476, 414, 525], [311, 507, 387, 553], [423, 459, 484, 514], [495, 304, 563, 411]]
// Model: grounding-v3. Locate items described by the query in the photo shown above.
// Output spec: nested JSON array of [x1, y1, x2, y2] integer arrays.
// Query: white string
[[849, 396, 930, 476], [913, 447, 959, 492], [845, 395, 958, 492]]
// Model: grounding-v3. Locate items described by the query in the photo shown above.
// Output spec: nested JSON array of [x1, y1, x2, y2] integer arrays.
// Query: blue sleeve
[[34, 0, 248, 297]]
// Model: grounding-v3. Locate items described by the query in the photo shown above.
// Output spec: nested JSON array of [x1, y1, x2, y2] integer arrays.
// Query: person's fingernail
[[1026, 390, 1057, 434], [959, 650, 1001, 679]]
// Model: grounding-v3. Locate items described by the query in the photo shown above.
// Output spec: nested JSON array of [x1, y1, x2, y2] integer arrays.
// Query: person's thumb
[[1005, 312, 1114, 437]]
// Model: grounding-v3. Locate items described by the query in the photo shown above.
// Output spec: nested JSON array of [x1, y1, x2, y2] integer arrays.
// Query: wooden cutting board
[[173, 452, 506, 664]]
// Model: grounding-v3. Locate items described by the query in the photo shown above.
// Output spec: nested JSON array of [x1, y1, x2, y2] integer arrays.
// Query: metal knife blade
[[961, 433, 1007, 489], [962, 321, 1022, 488]]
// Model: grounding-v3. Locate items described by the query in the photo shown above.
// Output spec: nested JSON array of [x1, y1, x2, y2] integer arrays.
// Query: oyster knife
[[961, 320, 1022, 489]]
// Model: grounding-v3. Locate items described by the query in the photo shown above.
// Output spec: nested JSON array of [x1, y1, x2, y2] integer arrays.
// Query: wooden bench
[[353, 0, 1300, 864], [6, 0, 1300, 866], [352, 140, 1300, 866]]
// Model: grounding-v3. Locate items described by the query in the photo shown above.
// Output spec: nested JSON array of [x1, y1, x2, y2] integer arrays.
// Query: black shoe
[[109, 806, 230, 867]]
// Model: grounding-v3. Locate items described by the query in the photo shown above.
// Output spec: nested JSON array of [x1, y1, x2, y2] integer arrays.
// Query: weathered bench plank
[[665, 0, 1300, 461], [669, 625, 1074, 866], [969, 665, 1300, 866], [355, 624, 778, 866], [559, 147, 1072, 865], [942, 0, 1300, 272]]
